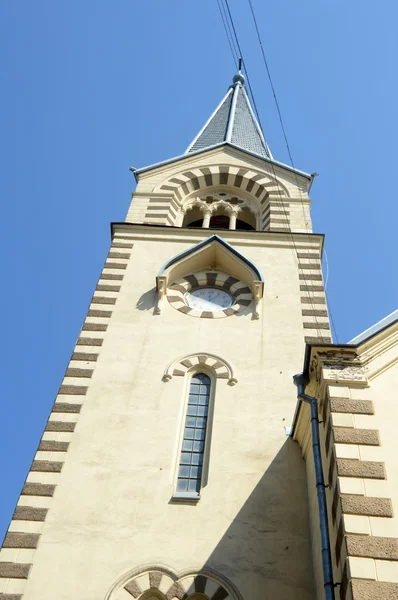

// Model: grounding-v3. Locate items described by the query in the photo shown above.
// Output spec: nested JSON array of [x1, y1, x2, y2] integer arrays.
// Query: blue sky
[[0, 1, 397, 541]]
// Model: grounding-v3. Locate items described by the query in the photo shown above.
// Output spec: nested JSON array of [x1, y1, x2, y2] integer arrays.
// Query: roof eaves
[[132, 142, 312, 182], [349, 310, 398, 345], [157, 233, 264, 281]]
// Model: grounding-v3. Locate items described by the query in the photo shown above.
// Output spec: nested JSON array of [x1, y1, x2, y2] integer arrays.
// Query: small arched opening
[[236, 207, 256, 230], [183, 206, 203, 228], [209, 214, 230, 229]]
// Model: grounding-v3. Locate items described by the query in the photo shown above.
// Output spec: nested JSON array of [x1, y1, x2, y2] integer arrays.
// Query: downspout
[[293, 373, 335, 600]]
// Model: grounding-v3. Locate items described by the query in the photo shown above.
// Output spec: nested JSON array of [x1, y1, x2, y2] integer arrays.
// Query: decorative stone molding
[[156, 164, 289, 203], [167, 270, 253, 319], [349, 579, 398, 599], [335, 458, 386, 480], [108, 564, 243, 600], [22, 482, 56, 496], [181, 191, 259, 229], [340, 495, 393, 517], [345, 535, 398, 560], [141, 164, 296, 229], [155, 234, 264, 319], [163, 353, 237, 385], [155, 275, 167, 315], [3, 534, 40, 549], [323, 364, 369, 383], [296, 252, 332, 343], [333, 427, 380, 446], [329, 398, 374, 415]]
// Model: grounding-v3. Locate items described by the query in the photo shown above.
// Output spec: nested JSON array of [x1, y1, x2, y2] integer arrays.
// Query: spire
[[186, 67, 272, 160]]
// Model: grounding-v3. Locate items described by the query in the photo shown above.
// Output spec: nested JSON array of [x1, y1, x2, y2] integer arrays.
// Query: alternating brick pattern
[[114, 567, 235, 600], [261, 198, 290, 232], [321, 389, 398, 600], [145, 165, 289, 229], [164, 352, 233, 382], [144, 195, 179, 226], [297, 250, 331, 344], [0, 238, 133, 599], [167, 270, 252, 319]]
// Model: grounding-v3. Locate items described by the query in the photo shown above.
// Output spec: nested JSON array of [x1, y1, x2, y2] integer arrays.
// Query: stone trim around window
[[167, 270, 252, 319], [108, 565, 243, 600], [163, 352, 237, 385]]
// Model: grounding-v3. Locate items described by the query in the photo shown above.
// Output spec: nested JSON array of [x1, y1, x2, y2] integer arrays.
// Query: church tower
[[0, 71, 331, 599]]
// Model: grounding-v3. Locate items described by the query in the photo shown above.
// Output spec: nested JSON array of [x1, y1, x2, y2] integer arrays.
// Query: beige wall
[[0, 224, 325, 600], [126, 147, 313, 233], [0, 144, 328, 600]]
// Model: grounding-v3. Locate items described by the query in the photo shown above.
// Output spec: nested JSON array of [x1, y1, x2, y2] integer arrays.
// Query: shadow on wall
[[136, 287, 157, 311], [174, 439, 314, 600]]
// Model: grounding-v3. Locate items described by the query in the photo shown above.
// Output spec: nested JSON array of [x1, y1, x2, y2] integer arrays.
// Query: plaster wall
[[126, 147, 312, 232], [17, 228, 317, 600]]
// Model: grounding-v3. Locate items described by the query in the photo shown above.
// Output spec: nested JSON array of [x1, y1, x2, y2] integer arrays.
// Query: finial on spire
[[233, 57, 245, 85], [185, 64, 271, 159]]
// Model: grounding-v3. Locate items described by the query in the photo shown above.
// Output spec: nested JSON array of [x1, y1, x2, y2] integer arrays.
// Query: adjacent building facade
[[0, 70, 397, 600], [294, 309, 398, 599]]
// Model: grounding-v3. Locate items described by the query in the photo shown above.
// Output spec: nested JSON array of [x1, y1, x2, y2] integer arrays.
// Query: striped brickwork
[[167, 270, 252, 319], [169, 354, 231, 380], [321, 386, 398, 599], [112, 566, 240, 600], [297, 249, 331, 344], [0, 238, 133, 600], [143, 166, 290, 231], [260, 199, 290, 232]]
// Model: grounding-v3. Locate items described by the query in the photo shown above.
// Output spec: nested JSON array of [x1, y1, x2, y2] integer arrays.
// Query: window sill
[[171, 492, 201, 502]]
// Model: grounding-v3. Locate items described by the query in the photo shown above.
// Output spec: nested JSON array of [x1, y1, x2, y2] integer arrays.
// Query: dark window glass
[[177, 373, 211, 495]]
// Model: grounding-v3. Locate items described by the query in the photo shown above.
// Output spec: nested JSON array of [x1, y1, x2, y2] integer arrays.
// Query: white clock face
[[186, 287, 233, 312]]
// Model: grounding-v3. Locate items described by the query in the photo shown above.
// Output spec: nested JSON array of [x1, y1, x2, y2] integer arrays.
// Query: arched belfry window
[[176, 373, 211, 497]]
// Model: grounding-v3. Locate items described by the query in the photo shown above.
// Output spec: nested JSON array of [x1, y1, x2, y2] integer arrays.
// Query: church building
[[1, 69, 398, 600]]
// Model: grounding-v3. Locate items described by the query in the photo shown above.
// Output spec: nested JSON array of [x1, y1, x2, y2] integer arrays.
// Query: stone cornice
[[300, 320, 398, 397], [111, 222, 324, 252], [133, 143, 312, 186]]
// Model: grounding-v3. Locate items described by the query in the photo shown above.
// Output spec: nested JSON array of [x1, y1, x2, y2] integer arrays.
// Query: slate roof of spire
[[186, 72, 272, 160]]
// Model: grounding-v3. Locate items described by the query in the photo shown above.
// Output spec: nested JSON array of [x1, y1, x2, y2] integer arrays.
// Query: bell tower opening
[[236, 207, 256, 230], [209, 213, 230, 229], [180, 191, 258, 230], [183, 205, 204, 228]]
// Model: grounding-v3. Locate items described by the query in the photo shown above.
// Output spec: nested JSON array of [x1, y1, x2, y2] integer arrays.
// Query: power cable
[[223, 1, 261, 123], [221, 0, 326, 340], [246, 0, 340, 343], [247, 0, 295, 169], [216, 0, 239, 69]]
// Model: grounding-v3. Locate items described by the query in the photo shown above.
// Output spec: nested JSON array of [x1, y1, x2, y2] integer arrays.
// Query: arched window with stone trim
[[181, 191, 258, 230], [107, 565, 243, 600], [174, 372, 212, 499]]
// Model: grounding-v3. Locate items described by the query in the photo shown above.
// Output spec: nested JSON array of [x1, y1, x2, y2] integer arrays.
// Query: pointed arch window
[[176, 373, 211, 497]]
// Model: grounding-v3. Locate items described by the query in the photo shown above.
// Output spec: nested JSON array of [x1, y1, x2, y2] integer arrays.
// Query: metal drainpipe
[[293, 373, 335, 600]]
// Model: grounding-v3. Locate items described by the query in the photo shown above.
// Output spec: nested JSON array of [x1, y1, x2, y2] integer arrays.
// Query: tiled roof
[[186, 72, 272, 159]]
